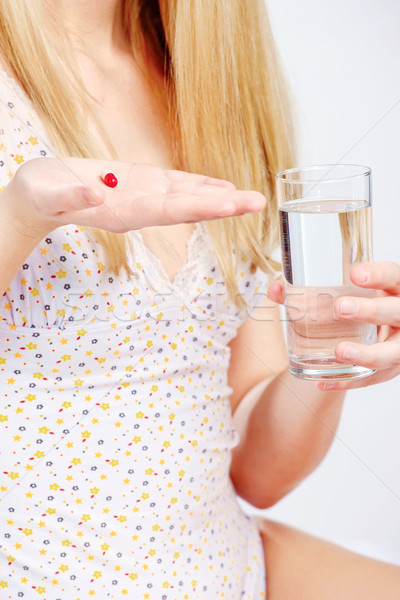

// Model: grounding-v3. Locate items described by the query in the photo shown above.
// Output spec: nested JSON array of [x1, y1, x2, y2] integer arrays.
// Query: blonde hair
[[0, 0, 295, 303]]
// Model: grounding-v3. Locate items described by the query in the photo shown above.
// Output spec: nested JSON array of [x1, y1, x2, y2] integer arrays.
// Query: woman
[[0, 1, 399, 598]]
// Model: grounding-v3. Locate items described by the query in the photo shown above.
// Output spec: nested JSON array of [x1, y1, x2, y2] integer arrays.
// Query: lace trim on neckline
[[131, 222, 214, 292], [0, 68, 219, 295]]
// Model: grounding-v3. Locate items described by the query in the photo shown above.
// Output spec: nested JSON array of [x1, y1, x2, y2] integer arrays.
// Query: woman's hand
[[267, 263, 400, 390], [6, 157, 265, 238]]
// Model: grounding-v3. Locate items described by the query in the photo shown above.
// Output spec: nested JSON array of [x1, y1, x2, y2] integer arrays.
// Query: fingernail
[[217, 201, 236, 216], [267, 282, 282, 298], [322, 382, 336, 391], [340, 299, 358, 315], [343, 345, 359, 361], [82, 189, 102, 207], [354, 268, 369, 284], [245, 206, 263, 214]]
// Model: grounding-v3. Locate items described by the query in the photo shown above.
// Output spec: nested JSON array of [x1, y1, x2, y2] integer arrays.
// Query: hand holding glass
[[276, 165, 377, 381]]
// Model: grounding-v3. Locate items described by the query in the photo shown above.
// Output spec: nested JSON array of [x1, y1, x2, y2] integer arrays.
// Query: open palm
[[10, 158, 265, 234]]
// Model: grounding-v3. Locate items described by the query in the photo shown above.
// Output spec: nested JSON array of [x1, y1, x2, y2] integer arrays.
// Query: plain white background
[[251, 0, 400, 563]]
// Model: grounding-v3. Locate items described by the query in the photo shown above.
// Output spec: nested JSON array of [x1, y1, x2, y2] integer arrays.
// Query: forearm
[[230, 367, 346, 508]]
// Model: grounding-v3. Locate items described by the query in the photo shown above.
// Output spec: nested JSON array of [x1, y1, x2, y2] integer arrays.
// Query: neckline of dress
[[132, 221, 206, 292], [0, 67, 212, 291]]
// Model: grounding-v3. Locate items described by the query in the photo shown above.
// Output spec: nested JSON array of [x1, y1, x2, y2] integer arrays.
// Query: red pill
[[102, 172, 118, 188]]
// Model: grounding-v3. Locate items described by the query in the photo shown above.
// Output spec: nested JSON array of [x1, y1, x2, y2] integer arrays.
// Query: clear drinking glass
[[276, 164, 377, 381]]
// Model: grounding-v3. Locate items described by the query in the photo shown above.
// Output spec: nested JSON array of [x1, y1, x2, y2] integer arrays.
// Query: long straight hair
[[0, 0, 295, 303]]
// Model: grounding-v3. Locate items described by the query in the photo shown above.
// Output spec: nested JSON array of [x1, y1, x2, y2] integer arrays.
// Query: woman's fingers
[[334, 339, 400, 370], [166, 180, 237, 197], [66, 189, 266, 231], [125, 163, 237, 195], [316, 369, 383, 391], [165, 169, 237, 190], [154, 189, 265, 221], [335, 294, 400, 327], [317, 363, 400, 391], [351, 262, 400, 294], [267, 276, 284, 304]]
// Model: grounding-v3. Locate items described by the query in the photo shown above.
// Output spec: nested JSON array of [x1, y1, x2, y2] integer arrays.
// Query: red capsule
[[102, 172, 118, 188]]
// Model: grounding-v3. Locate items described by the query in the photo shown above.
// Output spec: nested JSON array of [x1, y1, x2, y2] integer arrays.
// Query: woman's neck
[[52, 0, 128, 59]]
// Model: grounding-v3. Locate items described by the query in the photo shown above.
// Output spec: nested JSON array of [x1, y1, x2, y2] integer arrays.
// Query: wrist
[[1, 178, 55, 243]]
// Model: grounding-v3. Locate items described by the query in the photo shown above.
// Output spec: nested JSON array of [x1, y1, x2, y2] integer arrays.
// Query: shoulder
[[0, 66, 53, 188]]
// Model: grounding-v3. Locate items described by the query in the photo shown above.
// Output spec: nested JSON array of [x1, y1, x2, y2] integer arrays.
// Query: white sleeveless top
[[0, 69, 268, 599]]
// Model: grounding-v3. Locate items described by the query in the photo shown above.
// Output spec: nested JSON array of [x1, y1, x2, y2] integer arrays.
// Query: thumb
[[267, 275, 284, 304], [80, 185, 105, 208], [53, 183, 105, 215]]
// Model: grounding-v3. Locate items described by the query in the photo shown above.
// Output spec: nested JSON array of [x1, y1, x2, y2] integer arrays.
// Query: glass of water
[[276, 164, 377, 381]]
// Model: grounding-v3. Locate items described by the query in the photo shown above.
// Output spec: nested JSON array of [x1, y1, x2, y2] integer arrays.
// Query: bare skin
[[56, 0, 196, 283], [258, 518, 400, 600], [0, 0, 399, 597]]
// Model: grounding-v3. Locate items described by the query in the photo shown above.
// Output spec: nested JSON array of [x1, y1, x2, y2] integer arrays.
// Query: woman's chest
[[83, 58, 196, 283]]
